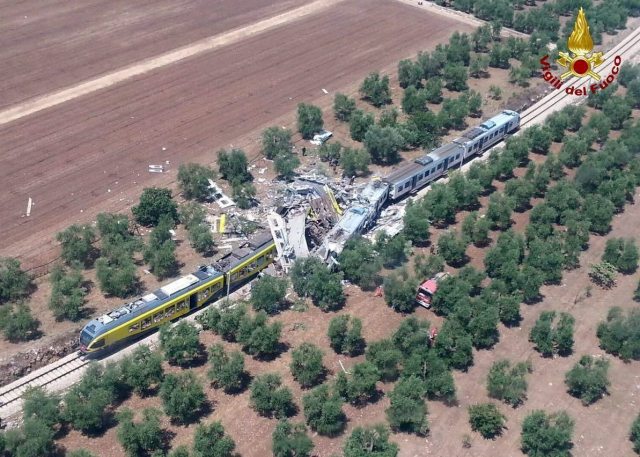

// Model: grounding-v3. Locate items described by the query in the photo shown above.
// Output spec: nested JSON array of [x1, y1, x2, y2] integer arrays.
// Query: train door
[[443, 157, 450, 171], [412, 175, 418, 189], [189, 293, 198, 310]]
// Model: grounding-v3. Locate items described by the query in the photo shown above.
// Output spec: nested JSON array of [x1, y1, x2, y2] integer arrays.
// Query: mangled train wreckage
[[315, 109, 520, 263]]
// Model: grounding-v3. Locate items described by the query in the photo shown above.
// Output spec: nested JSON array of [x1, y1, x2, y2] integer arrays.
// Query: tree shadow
[[221, 371, 252, 395], [170, 399, 213, 427], [447, 255, 470, 269], [480, 184, 497, 196], [170, 343, 208, 369], [161, 429, 177, 453], [350, 388, 384, 408], [252, 341, 291, 362]]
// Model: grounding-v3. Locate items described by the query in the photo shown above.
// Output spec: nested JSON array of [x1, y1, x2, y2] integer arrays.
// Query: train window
[[129, 323, 140, 333], [141, 318, 151, 329], [404, 182, 410, 189], [437, 163, 442, 170], [455, 154, 460, 160], [166, 305, 175, 317], [153, 312, 163, 323]]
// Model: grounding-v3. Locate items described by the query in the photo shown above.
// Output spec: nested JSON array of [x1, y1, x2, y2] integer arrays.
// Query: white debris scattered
[[207, 179, 235, 209], [162, 147, 167, 151], [322, 88, 328, 94], [26, 198, 32, 217]]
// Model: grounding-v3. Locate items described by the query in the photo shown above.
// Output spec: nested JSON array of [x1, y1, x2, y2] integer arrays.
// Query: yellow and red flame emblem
[[557, 7, 604, 80]]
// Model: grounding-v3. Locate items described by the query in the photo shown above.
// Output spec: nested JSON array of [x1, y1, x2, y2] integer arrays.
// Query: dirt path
[[0, 0, 343, 127], [392, 0, 529, 38]]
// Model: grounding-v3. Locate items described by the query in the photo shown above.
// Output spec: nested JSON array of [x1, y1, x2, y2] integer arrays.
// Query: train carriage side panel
[[226, 241, 277, 288], [81, 270, 225, 352]]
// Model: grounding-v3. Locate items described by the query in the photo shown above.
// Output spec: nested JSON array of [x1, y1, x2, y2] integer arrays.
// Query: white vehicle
[[310, 130, 333, 145]]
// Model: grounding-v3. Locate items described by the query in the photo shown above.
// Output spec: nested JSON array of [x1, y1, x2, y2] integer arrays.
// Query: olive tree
[[251, 275, 288, 314], [132, 187, 178, 226], [160, 372, 206, 424], [177, 163, 215, 201], [207, 343, 247, 393], [343, 424, 398, 457], [0, 257, 31, 304], [328, 314, 365, 356], [249, 373, 296, 419], [290, 343, 325, 388], [262, 126, 293, 159], [117, 408, 164, 457], [333, 93, 357, 121], [564, 355, 610, 405], [159, 321, 201, 366], [487, 359, 531, 407], [521, 410, 574, 457], [302, 385, 346, 436], [56, 224, 96, 266], [119, 345, 164, 396], [468, 403, 506, 439], [193, 421, 236, 457], [272, 420, 314, 457], [297, 103, 323, 139]]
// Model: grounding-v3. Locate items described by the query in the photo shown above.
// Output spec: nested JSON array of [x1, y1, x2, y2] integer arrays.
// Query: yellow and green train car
[[80, 233, 276, 353]]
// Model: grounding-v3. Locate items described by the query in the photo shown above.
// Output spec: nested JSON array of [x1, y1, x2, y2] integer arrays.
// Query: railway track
[[0, 352, 88, 413]]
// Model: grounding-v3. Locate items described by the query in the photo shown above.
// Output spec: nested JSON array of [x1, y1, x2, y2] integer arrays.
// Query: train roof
[[360, 179, 389, 206], [384, 162, 425, 185], [460, 110, 520, 140], [213, 231, 274, 271], [82, 265, 223, 338], [428, 142, 465, 161], [82, 232, 274, 339]]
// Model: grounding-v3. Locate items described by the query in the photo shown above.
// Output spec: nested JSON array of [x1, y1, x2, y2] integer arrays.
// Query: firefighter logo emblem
[[556, 7, 604, 81]]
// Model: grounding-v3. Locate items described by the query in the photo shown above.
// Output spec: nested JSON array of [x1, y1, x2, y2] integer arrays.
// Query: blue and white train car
[[384, 110, 520, 200]]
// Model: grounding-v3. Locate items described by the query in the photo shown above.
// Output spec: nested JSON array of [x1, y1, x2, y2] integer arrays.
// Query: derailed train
[[80, 110, 520, 351], [80, 233, 276, 353], [317, 109, 521, 262]]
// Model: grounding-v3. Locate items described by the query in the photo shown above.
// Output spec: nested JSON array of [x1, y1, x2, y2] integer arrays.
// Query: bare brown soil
[[5, 1, 640, 455], [0, 0, 472, 271], [57, 188, 640, 457], [0, 0, 311, 107]]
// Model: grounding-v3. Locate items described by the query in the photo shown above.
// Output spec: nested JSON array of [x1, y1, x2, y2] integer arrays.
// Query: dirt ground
[[0, 0, 472, 269], [0, 0, 311, 107], [0, 0, 480, 362], [5, 1, 640, 455], [57, 184, 640, 456]]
